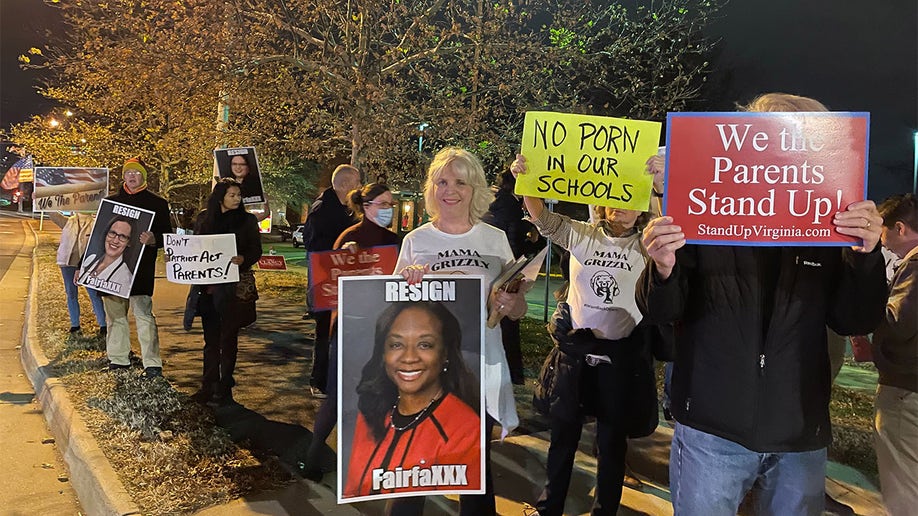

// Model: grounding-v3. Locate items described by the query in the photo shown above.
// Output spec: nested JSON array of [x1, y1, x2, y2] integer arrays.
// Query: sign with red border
[[664, 112, 869, 246], [308, 245, 398, 311]]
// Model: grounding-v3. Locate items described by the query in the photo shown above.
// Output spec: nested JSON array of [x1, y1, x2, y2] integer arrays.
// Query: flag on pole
[[1, 155, 33, 190]]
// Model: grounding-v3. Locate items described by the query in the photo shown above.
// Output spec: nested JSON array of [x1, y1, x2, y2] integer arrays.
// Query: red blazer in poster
[[664, 112, 869, 246], [344, 393, 482, 498]]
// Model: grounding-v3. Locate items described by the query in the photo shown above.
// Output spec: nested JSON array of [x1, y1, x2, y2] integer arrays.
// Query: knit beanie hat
[[122, 157, 148, 193]]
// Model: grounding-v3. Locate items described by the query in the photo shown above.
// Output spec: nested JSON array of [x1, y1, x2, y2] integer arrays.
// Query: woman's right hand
[[641, 216, 685, 280], [399, 264, 429, 285], [510, 154, 527, 177]]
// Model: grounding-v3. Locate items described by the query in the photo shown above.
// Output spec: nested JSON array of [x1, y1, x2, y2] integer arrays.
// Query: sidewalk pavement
[[22, 222, 889, 515]]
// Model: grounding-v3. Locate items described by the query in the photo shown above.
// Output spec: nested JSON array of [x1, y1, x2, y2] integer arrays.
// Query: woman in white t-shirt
[[395, 147, 527, 516], [514, 153, 664, 516]]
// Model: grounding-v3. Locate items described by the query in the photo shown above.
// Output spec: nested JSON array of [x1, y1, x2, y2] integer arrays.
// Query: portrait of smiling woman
[[78, 214, 140, 298], [344, 301, 482, 499]]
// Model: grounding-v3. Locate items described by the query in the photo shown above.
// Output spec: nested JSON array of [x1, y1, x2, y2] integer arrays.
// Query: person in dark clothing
[[305, 164, 361, 396], [301, 182, 401, 481], [190, 179, 263, 405], [481, 171, 530, 384], [637, 93, 888, 515], [103, 157, 173, 378]]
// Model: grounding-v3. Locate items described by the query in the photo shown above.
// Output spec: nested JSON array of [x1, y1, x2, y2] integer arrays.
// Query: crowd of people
[[56, 92, 916, 516]]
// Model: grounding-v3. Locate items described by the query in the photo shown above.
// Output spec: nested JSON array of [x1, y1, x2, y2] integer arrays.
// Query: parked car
[[275, 224, 294, 242], [292, 224, 305, 248]]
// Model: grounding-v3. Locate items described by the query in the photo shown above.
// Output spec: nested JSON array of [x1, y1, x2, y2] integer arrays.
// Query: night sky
[[1, 0, 915, 198]]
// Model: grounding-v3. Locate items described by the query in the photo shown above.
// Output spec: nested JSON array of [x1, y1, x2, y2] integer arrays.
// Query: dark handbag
[[235, 270, 258, 302], [533, 346, 582, 422]]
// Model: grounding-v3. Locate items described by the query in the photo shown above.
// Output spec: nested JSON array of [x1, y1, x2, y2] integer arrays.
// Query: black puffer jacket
[[637, 245, 887, 452]]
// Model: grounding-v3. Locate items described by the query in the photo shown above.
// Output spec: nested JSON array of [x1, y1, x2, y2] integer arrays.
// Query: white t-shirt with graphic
[[395, 221, 519, 435], [563, 219, 647, 340]]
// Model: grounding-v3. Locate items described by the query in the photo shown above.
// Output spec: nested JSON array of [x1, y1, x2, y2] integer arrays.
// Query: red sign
[[257, 255, 287, 270], [664, 112, 869, 246], [308, 245, 399, 311]]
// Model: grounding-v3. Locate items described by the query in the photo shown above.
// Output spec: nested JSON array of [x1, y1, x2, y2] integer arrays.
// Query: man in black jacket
[[304, 164, 360, 396], [637, 94, 888, 516], [104, 157, 173, 378]]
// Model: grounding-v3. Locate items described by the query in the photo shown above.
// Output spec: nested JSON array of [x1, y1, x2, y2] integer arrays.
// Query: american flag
[[0, 155, 32, 191], [34, 167, 107, 187]]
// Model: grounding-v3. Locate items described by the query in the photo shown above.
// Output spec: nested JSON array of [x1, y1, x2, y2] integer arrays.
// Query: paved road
[[0, 213, 81, 515]]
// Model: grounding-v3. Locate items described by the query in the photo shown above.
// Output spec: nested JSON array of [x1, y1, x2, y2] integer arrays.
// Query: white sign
[[163, 233, 240, 284]]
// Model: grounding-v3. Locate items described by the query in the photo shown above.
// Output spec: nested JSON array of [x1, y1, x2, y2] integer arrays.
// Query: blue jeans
[[670, 423, 826, 516], [61, 265, 106, 328]]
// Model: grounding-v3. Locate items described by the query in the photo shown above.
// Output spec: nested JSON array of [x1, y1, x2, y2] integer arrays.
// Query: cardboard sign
[[516, 111, 662, 209], [257, 255, 287, 270], [213, 147, 266, 205], [163, 234, 240, 284], [76, 199, 154, 298], [337, 276, 486, 504], [33, 167, 108, 212], [664, 112, 869, 246], [308, 245, 399, 311]]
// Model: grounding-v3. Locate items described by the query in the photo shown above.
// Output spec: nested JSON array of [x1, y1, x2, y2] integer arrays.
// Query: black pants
[[310, 310, 332, 392], [306, 335, 339, 468], [199, 292, 243, 395], [386, 416, 497, 516], [500, 317, 524, 384], [536, 362, 630, 516]]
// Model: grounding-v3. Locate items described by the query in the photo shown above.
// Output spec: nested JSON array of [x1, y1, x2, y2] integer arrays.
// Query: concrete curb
[[19, 223, 141, 516]]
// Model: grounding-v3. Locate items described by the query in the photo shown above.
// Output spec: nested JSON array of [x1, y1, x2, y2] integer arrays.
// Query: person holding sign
[[637, 93, 888, 515], [397, 147, 526, 515], [190, 179, 263, 406], [512, 153, 663, 515], [344, 301, 481, 497], [103, 157, 172, 378], [301, 182, 402, 481], [50, 211, 107, 336]]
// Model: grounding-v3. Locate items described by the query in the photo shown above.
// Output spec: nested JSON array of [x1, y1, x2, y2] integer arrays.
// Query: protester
[[344, 301, 481, 497], [481, 170, 530, 385], [301, 182, 401, 480], [871, 193, 918, 516], [637, 93, 888, 515], [304, 164, 361, 398], [514, 153, 663, 515], [396, 147, 527, 515], [190, 179, 262, 405], [103, 157, 173, 378], [50, 211, 106, 336]]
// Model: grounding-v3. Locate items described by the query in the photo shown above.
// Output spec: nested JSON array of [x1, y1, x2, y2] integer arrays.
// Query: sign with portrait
[[337, 275, 486, 504], [516, 111, 662, 210], [213, 147, 265, 205], [307, 245, 399, 311], [33, 167, 109, 212], [664, 112, 869, 245], [76, 198, 154, 298], [163, 233, 240, 284]]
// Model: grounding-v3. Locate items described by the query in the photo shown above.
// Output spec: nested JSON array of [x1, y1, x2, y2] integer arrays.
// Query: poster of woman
[[337, 275, 486, 504], [77, 198, 154, 298], [213, 147, 265, 205]]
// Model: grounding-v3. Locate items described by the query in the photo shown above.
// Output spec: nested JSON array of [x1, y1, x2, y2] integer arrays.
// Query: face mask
[[373, 207, 394, 227]]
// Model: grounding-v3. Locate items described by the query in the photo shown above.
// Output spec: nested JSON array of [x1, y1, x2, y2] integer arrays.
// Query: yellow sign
[[516, 111, 662, 209]]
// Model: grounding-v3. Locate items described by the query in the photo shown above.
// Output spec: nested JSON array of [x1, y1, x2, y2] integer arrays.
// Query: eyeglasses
[[106, 230, 130, 242], [365, 201, 395, 209], [124, 170, 143, 176], [231, 162, 249, 167]]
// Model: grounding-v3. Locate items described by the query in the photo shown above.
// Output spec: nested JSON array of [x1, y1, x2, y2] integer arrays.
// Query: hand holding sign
[[641, 216, 685, 280], [832, 200, 883, 253]]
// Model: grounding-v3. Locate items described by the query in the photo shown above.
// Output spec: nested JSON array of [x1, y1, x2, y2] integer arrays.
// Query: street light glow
[[49, 118, 60, 128], [64, 110, 74, 117]]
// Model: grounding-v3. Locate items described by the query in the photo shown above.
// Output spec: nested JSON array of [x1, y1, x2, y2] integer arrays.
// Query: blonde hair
[[423, 147, 494, 224], [741, 93, 828, 113]]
